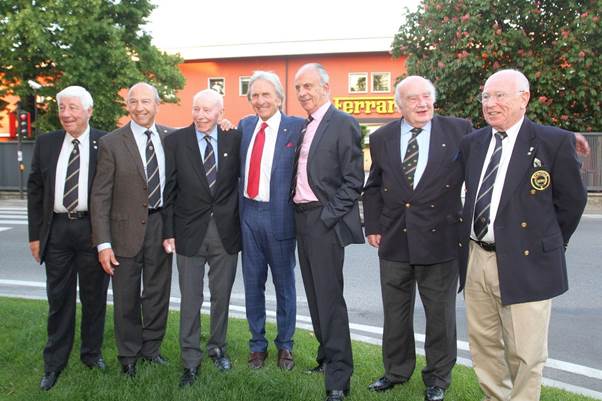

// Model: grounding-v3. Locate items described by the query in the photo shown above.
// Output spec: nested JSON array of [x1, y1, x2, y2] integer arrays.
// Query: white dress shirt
[[244, 111, 281, 202], [400, 119, 431, 189], [54, 126, 90, 212], [130, 120, 166, 208], [471, 117, 524, 243]]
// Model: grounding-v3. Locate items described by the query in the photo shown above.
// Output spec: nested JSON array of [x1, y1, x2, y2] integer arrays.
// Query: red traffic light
[[19, 113, 28, 121]]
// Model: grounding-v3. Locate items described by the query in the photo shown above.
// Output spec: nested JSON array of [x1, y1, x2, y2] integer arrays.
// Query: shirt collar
[[400, 119, 431, 136], [130, 120, 157, 137], [65, 125, 90, 143], [257, 110, 282, 132], [308, 101, 331, 122], [196, 124, 218, 143], [493, 116, 524, 141]]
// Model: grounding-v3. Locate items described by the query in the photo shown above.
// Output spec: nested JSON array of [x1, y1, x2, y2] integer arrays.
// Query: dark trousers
[[177, 217, 238, 369], [295, 207, 353, 392], [241, 198, 296, 353], [43, 214, 109, 372], [111, 212, 172, 365], [379, 258, 458, 388]]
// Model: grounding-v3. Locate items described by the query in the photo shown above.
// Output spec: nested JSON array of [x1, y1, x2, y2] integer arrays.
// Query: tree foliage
[[0, 0, 185, 133], [392, 0, 602, 131]]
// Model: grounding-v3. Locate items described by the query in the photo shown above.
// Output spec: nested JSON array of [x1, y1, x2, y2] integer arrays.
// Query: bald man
[[458, 69, 586, 401]]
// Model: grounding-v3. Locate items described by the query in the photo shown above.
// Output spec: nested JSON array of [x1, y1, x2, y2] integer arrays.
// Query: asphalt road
[[1, 199, 601, 398]]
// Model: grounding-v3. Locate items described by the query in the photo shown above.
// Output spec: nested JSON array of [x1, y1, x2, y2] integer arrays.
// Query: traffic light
[[17, 110, 31, 138]]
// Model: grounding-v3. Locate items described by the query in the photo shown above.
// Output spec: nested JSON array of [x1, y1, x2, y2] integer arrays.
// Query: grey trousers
[[176, 218, 238, 369]]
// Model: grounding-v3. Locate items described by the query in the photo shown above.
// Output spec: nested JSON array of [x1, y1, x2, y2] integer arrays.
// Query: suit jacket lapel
[[88, 129, 101, 192], [122, 122, 147, 183], [496, 119, 536, 215], [308, 105, 334, 161], [271, 116, 292, 177], [465, 129, 492, 213], [240, 116, 258, 185], [48, 131, 66, 196], [382, 120, 410, 192], [184, 124, 209, 192]]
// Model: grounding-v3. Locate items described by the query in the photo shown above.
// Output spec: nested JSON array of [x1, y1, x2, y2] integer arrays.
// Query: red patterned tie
[[247, 122, 268, 198]]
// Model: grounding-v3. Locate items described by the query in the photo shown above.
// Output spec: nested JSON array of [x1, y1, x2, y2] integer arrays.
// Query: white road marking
[[0, 227, 11, 233], [0, 220, 27, 225]]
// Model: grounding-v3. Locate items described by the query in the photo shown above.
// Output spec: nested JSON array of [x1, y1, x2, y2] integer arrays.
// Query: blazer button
[[521, 222, 528, 228], [530, 189, 537, 195], [445, 184, 451, 188], [384, 187, 389, 192], [523, 250, 530, 256], [459, 217, 463, 222], [141, 220, 146, 225], [431, 228, 437, 232], [402, 228, 407, 232], [430, 204, 435, 208], [458, 242, 463, 247], [405, 203, 411, 208], [143, 203, 148, 208]]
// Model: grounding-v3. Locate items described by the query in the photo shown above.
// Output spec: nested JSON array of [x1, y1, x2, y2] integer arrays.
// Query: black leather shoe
[[40, 371, 60, 391], [209, 348, 232, 371], [325, 390, 346, 401], [122, 363, 137, 378], [368, 376, 404, 392], [425, 386, 445, 401], [84, 357, 107, 370], [144, 354, 168, 365], [179, 366, 199, 387], [306, 362, 325, 374]]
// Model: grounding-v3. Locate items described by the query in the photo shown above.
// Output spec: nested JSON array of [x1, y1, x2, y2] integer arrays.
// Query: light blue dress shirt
[[400, 120, 431, 188], [196, 125, 219, 170]]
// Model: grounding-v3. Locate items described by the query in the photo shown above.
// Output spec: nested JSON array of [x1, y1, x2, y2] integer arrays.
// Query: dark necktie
[[247, 122, 268, 198], [63, 139, 80, 212], [473, 131, 507, 240], [291, 116, 314, 197], [145, 130, 161, 209], [402, 127, 422, 188], [204, 135, 217, 195]]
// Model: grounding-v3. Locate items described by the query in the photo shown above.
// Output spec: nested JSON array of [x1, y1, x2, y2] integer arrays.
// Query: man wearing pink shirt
[[292, 63, 365, 401]]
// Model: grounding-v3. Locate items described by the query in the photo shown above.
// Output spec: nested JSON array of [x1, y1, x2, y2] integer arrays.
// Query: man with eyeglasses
[[363, 76, 472, 401], [458, 69, 586, 401]]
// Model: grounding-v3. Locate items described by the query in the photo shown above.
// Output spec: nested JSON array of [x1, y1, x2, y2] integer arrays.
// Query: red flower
[[560, 115, 569, 121], [538, 96, 547, 103], [461, 13, 470, 22]]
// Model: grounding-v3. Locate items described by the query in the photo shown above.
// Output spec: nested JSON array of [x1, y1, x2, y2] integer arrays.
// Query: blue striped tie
[[473, 131, 507, 240], [204, 136, 217, 195], [145, 130, 161, 209]]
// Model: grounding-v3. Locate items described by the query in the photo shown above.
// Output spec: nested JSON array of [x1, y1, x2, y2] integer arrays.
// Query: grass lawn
[[0, 297, 595, 401]]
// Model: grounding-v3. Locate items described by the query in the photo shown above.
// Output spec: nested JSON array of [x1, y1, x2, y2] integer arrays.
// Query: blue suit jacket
[[458, 118, 586, 305], [239, 113, 304, 240]]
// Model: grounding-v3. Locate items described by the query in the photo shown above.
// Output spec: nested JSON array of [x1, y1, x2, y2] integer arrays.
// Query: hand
[[574, 133, 590, 157], [29, 240, 41, 263], [163, 238, 176, 254], [98, 248, 119, 276], [367, 234, 382, 248], [219, 119, 235, 131]]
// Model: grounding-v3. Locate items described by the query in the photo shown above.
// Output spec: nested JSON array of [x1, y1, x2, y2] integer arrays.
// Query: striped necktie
[[145, 130, 161, 209], [473, 131, 507, 240], [402, 127, 422, 188], [204, 135, 217, 195], [63, 139, 80, 212]]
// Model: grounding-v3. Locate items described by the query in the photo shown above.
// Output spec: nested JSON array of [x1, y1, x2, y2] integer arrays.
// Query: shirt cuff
[[97, 243, 112, 252]]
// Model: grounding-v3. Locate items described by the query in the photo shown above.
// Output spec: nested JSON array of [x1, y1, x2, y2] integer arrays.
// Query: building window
[[208, 77, 225, 95], [348, 73, 368, 93], [239, 76, 250, 97], [372, 72, 391, 93]]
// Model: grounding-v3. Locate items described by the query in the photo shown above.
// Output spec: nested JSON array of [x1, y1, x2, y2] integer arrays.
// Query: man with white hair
[[28, 85, 110, 390], [458, 69, 586, 401], [363, 76, 472, 401], [162, 89, 241, 387], [91, 82, 174, 378]]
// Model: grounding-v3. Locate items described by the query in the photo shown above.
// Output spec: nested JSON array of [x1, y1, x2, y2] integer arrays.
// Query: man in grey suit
[[292, 63, 365, 401], [91, 82, 173, 378]]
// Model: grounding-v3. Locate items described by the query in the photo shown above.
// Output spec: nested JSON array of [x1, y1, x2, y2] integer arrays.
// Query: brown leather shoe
[[248, 351, 267, 369], [277, 349, 294, 370]]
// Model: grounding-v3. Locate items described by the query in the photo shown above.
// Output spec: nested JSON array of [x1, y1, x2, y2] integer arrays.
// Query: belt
[[294, 201, 322, 212], [54, 211, 89, 220], [471, 239, 496, 252], [149, 207, 163, 215]]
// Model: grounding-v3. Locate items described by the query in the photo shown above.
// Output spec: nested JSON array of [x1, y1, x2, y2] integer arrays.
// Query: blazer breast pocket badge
[[531, 168, 550, 191]]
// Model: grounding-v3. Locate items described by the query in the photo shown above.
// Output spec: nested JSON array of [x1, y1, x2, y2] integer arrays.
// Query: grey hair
[[298, 63, 330, 85], [127, 82, 161, 103], [486, 69, 530, 92], [247, 71, 285, 103], [394, 76, 437, 108], [56, 86, 94, 109], [193, 89, 224, 109]]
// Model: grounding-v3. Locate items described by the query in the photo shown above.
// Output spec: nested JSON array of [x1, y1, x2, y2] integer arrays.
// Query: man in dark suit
[[363, 76, 472, 401], [162, 89, 241, 387], [458, 69, 586, 401], [90, 82, 173, 378], [239, 71, 304, 371], [292, 63, 365, 401], [27, 86, 110, 390]]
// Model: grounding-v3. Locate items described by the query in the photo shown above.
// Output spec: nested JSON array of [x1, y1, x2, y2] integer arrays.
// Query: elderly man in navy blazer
[[238, 71, 304, 371], [458, 69, 586, 401], [363, 76, 472, 401]]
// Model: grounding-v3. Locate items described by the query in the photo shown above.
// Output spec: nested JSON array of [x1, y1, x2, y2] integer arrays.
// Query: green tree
[[0, 0, 185, 133], [391, 0, 602, 131]]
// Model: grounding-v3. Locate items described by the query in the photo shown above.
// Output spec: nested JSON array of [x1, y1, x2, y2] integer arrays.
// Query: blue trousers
[[241, 198, 296, 352]]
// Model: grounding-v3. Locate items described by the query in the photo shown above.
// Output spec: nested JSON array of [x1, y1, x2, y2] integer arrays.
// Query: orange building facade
[[158, 52, 407, 129]]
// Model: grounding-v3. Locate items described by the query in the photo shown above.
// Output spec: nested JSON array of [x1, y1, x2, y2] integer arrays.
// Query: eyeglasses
[[478, 90, 526, 103]]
